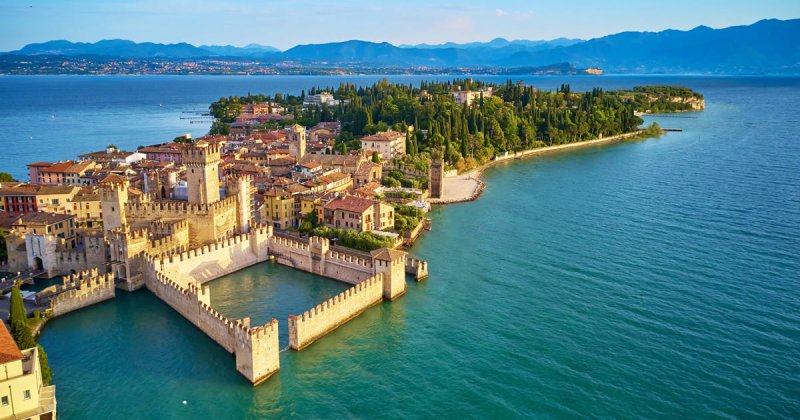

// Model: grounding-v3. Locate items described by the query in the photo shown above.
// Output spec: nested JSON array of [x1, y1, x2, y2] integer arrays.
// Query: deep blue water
[[0, 75, 796, 418]]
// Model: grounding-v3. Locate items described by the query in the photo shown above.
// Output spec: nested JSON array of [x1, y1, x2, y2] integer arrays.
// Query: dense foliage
[[394, 205, 424, 233], [210, 80, 701, 171], [309, 226, 395, 252], [8, 284, 52, 385]]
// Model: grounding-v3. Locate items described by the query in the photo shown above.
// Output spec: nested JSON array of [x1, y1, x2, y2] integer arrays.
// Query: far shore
[[429, 130, 646, 205]]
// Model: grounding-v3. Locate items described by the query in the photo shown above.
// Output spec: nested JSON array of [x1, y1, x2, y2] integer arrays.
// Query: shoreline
[[429, 130, 645, 205]]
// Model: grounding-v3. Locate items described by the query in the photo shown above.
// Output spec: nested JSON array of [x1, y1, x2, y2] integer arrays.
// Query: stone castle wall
[[152, 226, 271, 288], [405, 257, 429, 281], [288, 273, 384, 350], [49, 269, 116, 317], [144, 264, 279, 385], [126, 195, 239, 247]]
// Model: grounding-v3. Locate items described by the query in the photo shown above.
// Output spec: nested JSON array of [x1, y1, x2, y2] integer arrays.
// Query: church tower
[[99, 174, 129, 233], [183, 141, 221, 205], [287, 124, 306, 160]]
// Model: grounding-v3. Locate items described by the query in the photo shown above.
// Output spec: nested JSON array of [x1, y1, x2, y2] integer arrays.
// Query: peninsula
[[0, 79, 701, 393]]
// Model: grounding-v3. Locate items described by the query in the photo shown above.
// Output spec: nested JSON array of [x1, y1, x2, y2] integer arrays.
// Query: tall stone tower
[[287, 124, 306, 160], [428, 159, 444, 199], [99, 174, 129, 233], [226, 175, 253, 234], [183, 141, 221, 205]]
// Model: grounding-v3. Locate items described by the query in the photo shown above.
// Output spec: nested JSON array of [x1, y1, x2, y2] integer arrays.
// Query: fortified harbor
[[3, 141, 428, 385]]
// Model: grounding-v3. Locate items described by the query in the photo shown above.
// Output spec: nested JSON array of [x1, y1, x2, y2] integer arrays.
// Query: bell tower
[[183, 141, 221, 205]]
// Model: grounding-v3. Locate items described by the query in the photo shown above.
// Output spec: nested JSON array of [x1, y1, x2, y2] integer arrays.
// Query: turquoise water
[[6, 75, 798, 418]]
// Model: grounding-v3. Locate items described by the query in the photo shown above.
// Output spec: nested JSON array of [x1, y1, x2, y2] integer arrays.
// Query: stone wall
[[144, 264, 279, 385], [126, 196, 239, 247], [405, 257, 429, 281], [49, 269, 115, 317], [152, 226, 271, 288], [288, 273, 384, 350]]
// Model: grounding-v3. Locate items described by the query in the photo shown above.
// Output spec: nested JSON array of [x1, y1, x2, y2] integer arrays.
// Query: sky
[[0, 0, 798, 51]]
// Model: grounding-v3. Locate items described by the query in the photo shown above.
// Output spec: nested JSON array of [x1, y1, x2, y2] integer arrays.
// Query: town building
[[322, 195, 394, 232], [360, 131, 407, 160], [451, 87, 493, 106], [0, 325, 56, 420]]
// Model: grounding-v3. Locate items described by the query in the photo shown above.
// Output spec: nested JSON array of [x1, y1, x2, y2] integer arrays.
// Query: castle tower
[[287, 124, 306, 160], [429, 159, 444, 199], [183, 141, 221, 205], [227, 175, 253, 234], [99, 174, 129, 233], [371, 248, 407, 300]]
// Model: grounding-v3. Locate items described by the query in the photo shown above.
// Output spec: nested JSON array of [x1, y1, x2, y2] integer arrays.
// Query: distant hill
[[4, 19, 800, 73], [9, 39, 280, 58], [501, 18, 800, 73], [400, 37, 582, 50]]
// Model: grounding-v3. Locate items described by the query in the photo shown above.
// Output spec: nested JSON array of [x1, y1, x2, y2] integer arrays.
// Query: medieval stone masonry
[[4, 140, 428, 386]]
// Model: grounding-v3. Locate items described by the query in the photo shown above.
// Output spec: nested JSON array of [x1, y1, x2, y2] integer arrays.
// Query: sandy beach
[[429, 130, 644, 204]]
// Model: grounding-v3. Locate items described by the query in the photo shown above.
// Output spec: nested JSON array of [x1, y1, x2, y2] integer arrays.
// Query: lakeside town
[[0, 79, 702, 418]]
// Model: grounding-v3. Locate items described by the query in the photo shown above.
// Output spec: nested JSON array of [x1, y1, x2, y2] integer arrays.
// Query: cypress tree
[[9, 283, 26, 328]]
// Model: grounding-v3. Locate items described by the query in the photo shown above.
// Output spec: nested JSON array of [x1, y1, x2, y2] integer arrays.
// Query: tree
[[38, 345, 52, 385], [0, 172, 15, 182], [9, 283, 26, 327], [371, 151, 381, 164], [209, 121, 230, 136]]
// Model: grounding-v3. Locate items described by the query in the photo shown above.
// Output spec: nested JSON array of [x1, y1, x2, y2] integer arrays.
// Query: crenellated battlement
[[325, 249, 374, 269], [271, 234, 310, 251], [182, 142, 221, 165], [145, 258, 279, 385], [405, 256, 429, 281], [47, 268, 116, 317], [288, 273, 384, 350]]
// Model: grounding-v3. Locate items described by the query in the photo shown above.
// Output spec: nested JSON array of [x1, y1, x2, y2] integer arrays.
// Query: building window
[[24, 390, 31, 400], [1, 396, 7, 405]]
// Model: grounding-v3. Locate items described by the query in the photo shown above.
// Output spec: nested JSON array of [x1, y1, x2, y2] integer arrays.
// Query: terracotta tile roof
[[300, 162, 322, 169], [325, 195, 376, 213], [0, 324, 23, 364], [27, 162, 53, 168], [361, 130, 405, 142], [15, 212, 74, 226], [319, 172, 350, 184], [40, 161, 74, 173], [0, 212, 22, 229], [99, 173, 128, 185], [370, 248, 406, 261]]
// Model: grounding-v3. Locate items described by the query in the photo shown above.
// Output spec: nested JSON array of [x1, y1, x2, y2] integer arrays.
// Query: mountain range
[[4, 19, 799, 73]]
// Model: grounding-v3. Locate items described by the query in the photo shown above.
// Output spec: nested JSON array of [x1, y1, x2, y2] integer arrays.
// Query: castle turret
[[287, 124, 306, 160], [371, 248, 407, 300], [99, 174, 129, 233], [429, 158, 444, 199], [227, 175, 253, 234], [183, 141, 221, 205]]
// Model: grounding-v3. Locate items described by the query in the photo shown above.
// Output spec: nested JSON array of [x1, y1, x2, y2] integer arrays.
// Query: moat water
[[1, 76, 797, 418]]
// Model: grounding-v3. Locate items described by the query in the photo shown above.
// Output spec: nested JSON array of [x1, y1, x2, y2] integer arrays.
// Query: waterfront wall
[[153, 226, 271, 288], [49, 269, 116, 317], [405, 257, 429, 281], [144, 263, 279, 385], [288, 274, 384, 350]]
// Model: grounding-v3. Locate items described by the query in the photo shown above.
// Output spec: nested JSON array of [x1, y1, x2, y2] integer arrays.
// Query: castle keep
[[4, 140, 428, 386]]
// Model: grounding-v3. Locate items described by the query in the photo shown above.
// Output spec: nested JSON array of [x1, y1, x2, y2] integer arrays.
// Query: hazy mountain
[[199, 43, 280, 56], [8, 39, 280, 58], [12, 39, 211, 57], [503, 18, 800, 73], [401, 37, 582, 50], [5, 19, 800, 73]]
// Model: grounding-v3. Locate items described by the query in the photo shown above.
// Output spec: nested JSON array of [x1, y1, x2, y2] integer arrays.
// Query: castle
[[4, 140, 425, 385]]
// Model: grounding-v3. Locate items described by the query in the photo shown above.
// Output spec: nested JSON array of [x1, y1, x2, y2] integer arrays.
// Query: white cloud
[[495, 9, 507, 16]]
